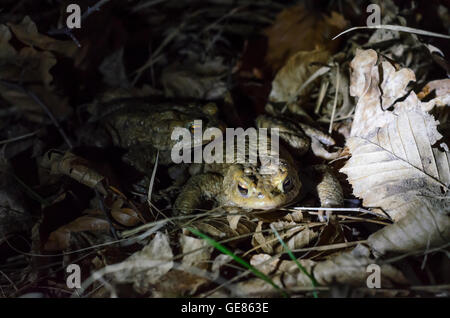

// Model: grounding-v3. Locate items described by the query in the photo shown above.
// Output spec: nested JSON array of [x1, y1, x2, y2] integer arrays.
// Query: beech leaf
[[341, 49, 450, 254]]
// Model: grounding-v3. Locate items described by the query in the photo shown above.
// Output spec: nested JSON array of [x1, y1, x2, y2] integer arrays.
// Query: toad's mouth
[[228, 186, 301, 210]]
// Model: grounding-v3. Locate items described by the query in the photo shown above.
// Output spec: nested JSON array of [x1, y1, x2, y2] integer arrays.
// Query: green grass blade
[[187, 226, 288, 298], [270, 224, 318, 298]]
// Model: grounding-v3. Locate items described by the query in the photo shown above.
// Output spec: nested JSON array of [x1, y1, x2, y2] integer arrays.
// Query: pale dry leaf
[[251, 220, 317, 254], [418, 79, 450, 110], [269, 49, 330, 105], [349, 49, 397, 137], [379, 61, 416, 110], [341, 107, 449, 222], [211, 254, 233, 280], [275, 227, 318, 253], [249, 253, 279, 275], [251, 221, 273, 254], [368, 199, 450, 255], [341, 49, 450, 255], [180, 234, 213, 270], [227, 214, 242, 231], [193, 216, 256, 240], [235, 245, 408, 296], [112, 232, 174, 292], [349, 49, 448, 137], [311, 245, 408, 287]]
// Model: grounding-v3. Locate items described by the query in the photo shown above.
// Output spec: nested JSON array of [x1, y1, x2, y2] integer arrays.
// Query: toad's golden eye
[[237, 183, 249, 197], [282, 177, 293, 193]]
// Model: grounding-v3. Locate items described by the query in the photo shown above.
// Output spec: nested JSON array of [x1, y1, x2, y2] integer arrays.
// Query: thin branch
[[0, 130, 40, 145], [333, 24, 450, 40], [0, 80, 73, 149], [47, 0, 112, 47]]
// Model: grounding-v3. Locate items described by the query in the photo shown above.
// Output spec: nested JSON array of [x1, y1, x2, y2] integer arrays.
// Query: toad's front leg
[[174, 173, 223, 215], [311, 165, 343, 208], [308, 165, 344, 221]]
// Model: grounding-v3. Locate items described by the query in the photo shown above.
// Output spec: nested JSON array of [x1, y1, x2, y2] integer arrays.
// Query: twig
[[328, 63, 340, 134], [0, 270, 18, 292], [0, 80, 73, 149], [333, 24, 450, 40], [0, 130, 40, 145], [288, 206, 385, 218], [131, 0, 165, 13], [132, 25, 184, 85], [47, 0, 112, 47], [147, 151, 158, 208]]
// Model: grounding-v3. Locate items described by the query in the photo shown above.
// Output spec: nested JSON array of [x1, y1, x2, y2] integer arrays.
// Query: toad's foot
[[173, 173, 223, 215], [310, 164, 343, 208], [308, 165, 343, 222]]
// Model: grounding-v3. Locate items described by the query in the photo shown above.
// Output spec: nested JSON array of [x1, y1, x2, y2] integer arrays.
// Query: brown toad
[[86, 98, 223, 174], [174, 114, 343, 214]]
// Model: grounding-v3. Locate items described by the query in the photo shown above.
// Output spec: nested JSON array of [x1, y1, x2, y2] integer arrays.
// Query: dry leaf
[[251, 220, 318, 254], [112, 232, 174, 293], [44, 216, 110, 251], [342, 108, 449, 221], [236, 245, 407, 297], [311, 245, 408, 288], [152, 270, 209, 298], [41, 151, 107, 195], [0, 20, 72, 120], [111, 208, 141, 227], [7, 16, 77, 58], [192, 216, 256, 240], [264, 5, 346, 72], [180, 234, 213, 270], [368, 200, 450, 255], [211, 254, 233, 280], [269, 49, 330, 105], [250, 253, 279, 275], [418, 79, 450, 111], [341, 49, 450, 254]]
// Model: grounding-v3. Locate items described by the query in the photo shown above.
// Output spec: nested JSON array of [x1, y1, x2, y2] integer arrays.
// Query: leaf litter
[[0, 0, 449, 298]]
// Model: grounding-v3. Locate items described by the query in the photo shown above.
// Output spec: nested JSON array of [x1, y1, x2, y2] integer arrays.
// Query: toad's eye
[[237, 183, 249, 197], [282, 177, 293, 192]]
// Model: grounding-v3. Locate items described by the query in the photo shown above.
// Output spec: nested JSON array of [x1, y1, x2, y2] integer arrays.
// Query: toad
[[174, 114, 343, 214]]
